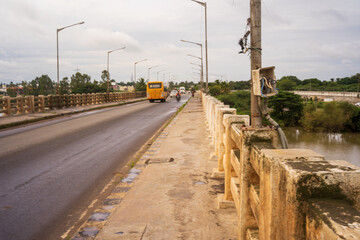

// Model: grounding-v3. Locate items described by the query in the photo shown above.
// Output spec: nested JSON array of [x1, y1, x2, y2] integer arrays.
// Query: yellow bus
[[146, 81, 168, 103]]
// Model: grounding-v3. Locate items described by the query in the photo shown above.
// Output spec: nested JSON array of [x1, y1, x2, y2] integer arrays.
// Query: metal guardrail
[[0, 92, 145, 116]]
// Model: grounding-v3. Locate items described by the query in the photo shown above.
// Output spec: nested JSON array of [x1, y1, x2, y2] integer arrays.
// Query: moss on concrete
[[297, 174, 345, 201]]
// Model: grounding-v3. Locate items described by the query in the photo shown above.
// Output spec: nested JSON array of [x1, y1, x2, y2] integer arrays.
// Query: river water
[[283, 128, 360, 167]]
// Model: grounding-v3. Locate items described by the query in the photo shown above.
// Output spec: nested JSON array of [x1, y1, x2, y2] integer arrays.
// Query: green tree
[[217, 90, 251, 115], [338, 101, 360, 131], [59, 77, 70, 95], [6, 82, 17, 97], [100, 70, 110, 91], [21, 81, 31, 95], [301, 102, 349, 132], [101, 70, 109, 82], [277, 78, 296, 90], [229, 80, 251, 90], [135, 78, 146, 91], [29, 75, 55, 95], [268, 91, 304, 126], [70, 72, 91, 92], [209, 85, 221, 96], [209, 80, 229, 96]]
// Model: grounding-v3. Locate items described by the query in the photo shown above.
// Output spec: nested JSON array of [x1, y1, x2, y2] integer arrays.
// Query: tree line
[[3, 70, 201, 97], [5, 70, 111, 97], [277, 73, 360, 92], [209, 80, 360, 133], [207, 73, 360, 93]]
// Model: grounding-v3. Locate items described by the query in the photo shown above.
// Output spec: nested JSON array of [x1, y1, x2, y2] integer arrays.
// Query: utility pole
[[250, 0, 262, 128]]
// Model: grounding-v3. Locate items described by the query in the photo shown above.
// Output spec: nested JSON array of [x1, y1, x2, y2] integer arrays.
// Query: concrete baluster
[[25, 96, 30, 113], [56, 94, 61, 109], [29, 95, 35, 113], [214, 107, 236, 173], [86, 93, 89, 105], [206, 99, 214, 131], [38, 95, 45, 112], [210, 100, 219, 140], [16, 96, 24, 114], [214, 104, 228, 152], [94, 93, 98, 104], [238, 129, 278, 239], [69, 94, 73, 107], [223, 115, 250, 201], [2, 96, 11, 116]]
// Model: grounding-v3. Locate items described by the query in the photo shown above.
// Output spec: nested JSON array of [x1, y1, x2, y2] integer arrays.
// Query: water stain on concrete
[[168, 188, 194, 200]]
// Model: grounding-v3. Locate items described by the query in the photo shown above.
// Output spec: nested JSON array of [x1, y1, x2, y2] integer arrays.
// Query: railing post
[[223, 115, 250, 202], [38, 95, 45, 112], [68, 94, 73, 107], [214, 107, 235, 173], [16, 96, 24, 114], [238, 129, 278, 239], [48, 95, 54, 110], [56, 94, 61, 109], [28, 95, 35, 113], [3, 96, 11, 116]]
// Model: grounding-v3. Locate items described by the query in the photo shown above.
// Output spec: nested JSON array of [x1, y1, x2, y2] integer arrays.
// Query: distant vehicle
[[179, 86, 186, 94], [169, 90, 178, 98], [355, 102, 360, 107], [147, 81, 167, 103], [176, 91, 181, 102]]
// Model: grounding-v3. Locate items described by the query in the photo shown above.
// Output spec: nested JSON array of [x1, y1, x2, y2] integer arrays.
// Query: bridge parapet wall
[[0, 91, 145, 116], [293, 90, 360, 103], [201, 92, 360, 239]]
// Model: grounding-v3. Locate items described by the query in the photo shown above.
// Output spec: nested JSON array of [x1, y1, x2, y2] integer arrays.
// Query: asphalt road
[[0, 95, 189, 240]]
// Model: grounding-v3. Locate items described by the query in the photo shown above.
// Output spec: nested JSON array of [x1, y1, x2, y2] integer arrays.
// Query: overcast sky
[[0, 0, 359, 84]]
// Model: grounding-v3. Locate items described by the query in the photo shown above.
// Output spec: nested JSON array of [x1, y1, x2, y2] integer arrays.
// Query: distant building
[[0, 84, 6, 94], [118, 85, 135, 92]]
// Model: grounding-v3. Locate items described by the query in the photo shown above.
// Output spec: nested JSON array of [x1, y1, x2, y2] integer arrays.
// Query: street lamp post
[[188, 54, 203, 86], [157, 70, 166, 81], [57, 21, 85, 94], [190, 0, 208, 92], [107, 47, 126, 93], [134, 59, 147, 93], [180, 40, 204, 91], [148, 65, 159, 82], [163, 72, 170, 82]]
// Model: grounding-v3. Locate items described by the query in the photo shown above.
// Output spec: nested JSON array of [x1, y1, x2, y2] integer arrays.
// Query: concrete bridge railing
[[293, 91, 360, 98], [0, 91, 145, 116], [292, 90, 360, 103], [201, 92, 360, 240]]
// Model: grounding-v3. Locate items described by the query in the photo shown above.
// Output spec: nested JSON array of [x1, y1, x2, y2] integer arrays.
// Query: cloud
[[0, 0, 359, 83]]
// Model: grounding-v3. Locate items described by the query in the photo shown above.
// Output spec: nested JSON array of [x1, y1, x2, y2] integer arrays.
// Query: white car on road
[[169, 90, 178, 98], [179, 87, 186, 94]]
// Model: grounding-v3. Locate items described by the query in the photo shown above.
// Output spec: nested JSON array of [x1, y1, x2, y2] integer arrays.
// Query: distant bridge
[[293, 90, 360, 103]]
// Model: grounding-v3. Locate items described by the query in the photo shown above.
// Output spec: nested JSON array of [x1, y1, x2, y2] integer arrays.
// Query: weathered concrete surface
[[95, 96, 238, 239], [202, 92, 360, 239]]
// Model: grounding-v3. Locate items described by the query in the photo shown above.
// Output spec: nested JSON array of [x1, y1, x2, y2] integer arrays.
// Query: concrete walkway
[[74, 96, 238, 240]]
